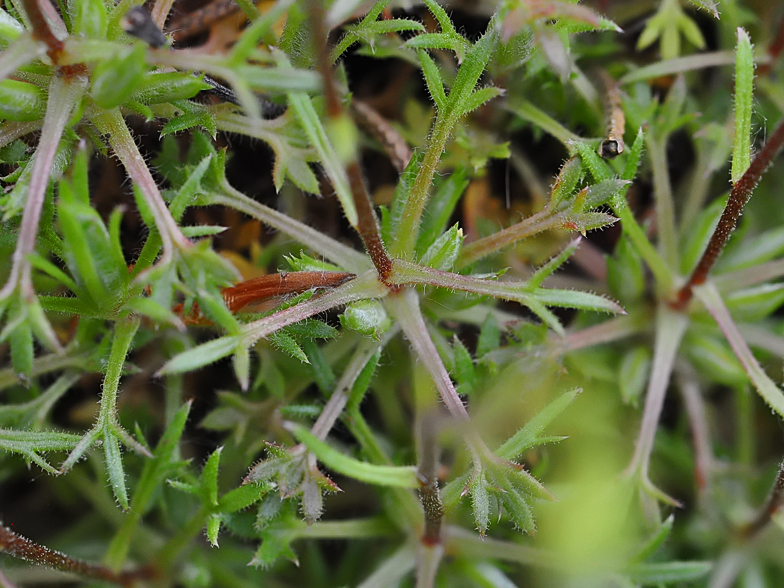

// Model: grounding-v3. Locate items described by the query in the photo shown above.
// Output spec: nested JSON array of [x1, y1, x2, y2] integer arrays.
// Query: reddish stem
[[177, 270, 356, 323], [21, 0, 62, 61], [347, 161, 395, 283], [673, 115, 784, 309], [306, 0, 396, 283], [0, 524, 151, 587]]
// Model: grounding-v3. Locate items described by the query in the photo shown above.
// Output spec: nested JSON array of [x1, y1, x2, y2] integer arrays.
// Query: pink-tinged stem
[[151, 0, 177, 29], [310, 332, 395, 440], [677, 368, 714, 493], [0, 75, 86, 301], [694, 282, 784, 417], [94, 110, 191, 260], [241, 270, 387, 346], [386, 289, 470, 423], [0, 524, 145, 587], [626, 305, 688, 477]]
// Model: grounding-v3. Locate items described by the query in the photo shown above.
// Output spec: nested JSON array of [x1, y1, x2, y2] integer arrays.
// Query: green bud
[[0, 9, 24, 47], [0, 80, 46, 121], [90, 44, 147, 109], [0, 79, 46, 121], [131, 72, 211, 105], [70, 0, 107, 39], [340, 300, 391, 338], [419, 224, 463, 271]]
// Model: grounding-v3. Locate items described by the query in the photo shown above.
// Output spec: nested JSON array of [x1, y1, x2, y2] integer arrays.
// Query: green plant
[[2, 0, 784, 586]]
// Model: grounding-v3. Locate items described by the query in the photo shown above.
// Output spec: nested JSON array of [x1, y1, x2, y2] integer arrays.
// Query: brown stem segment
[[21, 0, 85, 76], [417, 413, 444, 546], [673, 116, 784, 310], [347, 161, 395, 283], [306, 0, 396, 283], [21, 0, 62, 60], [0, 524, 150, 587]]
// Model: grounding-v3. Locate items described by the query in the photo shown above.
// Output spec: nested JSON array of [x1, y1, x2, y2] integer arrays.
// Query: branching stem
[[0, 74, 86, 302], [675, 115, 784, 308]]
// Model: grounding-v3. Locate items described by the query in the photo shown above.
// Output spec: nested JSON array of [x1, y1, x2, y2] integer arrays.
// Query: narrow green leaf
[[631, 514, 674, 563], [476, 313, 500, 359], [206, 514, 222, 547], [0, 79, 46, 121], [416, 168, 469, 254], [218, 482, 271, 514], [291, 425, 420, 488], [526, 238, 580, 289], [626, 561, 712, 583], [287, 92, 358, 227], [418, 50, 447, 111], [158, 335, 244, 376], [104, 431, 129, 509], [526, 288, 624, 315], [496, 388, 580, 459], [470, 474, 490, 536], [90, 44, 147, 109], [619, 346, 651, 407], [460, 87, 503, 116], [731, 28, 754, 184], [419, 224, 463, 271], [201, 447, 223, 507]]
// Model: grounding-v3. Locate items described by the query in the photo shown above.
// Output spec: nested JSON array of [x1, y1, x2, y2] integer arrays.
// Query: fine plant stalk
[[150, 0, 176, 28], [0, 74, 86, 304], [0, 33, 45, 81], [457, 208, 569, 269], [626, 305, 688, 494], [392, 114, 454, 258], [310, 333, 393, 440], [694, 282, 784, 417], [648, 135, 679, 269], [675, 115, 784, 307], [92, 110, 191, 260], [209, 187, 371, 273]]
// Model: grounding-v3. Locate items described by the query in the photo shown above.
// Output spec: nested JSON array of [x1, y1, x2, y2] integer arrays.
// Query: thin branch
[[20, 0, 62, 62], [0, 524, 149, 587], [625, 305, 688, 496], [417, 411, 444, 546], [305, 0, 395, 281], [310, 333, 393, 440], [694, 282, 784, 417], [675, 116, 784, 309], [150, 0, 177, 30], [457, 208, 566, 269], [209, 188, 371, 274], [0, 74, 86, 304], [93, 110, 191, 261], [677, 367, 715, 494]]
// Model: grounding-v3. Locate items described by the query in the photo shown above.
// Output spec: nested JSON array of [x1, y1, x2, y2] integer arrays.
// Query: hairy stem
[[0, 74, 86, 302], [675, 115, 784, 308], [391, 114, 453, 258], [93, 110, 191, 261], [210, 185, 371, 274], [0, 524, 142, 587]]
